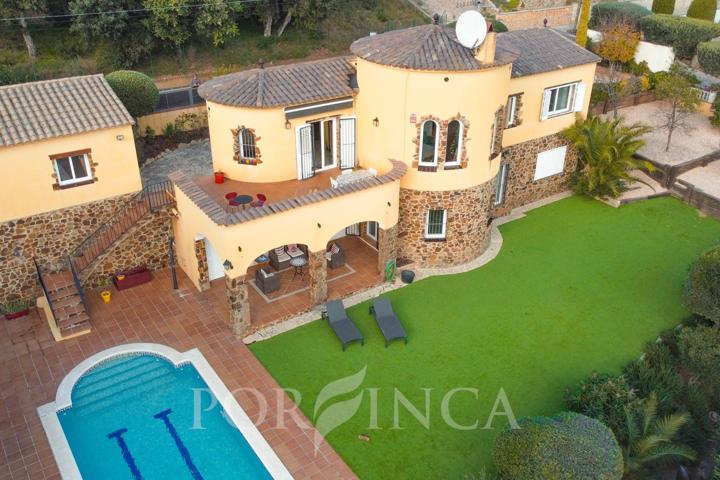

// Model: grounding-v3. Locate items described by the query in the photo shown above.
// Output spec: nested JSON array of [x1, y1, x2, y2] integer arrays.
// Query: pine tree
[[651, 0, 676, 14], [576, 0, 591, 47]]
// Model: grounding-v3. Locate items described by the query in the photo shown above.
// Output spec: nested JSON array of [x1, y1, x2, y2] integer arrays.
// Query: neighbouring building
[[170, 24, 600, 336]]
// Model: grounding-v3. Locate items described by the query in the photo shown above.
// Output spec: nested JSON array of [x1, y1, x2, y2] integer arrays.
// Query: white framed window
[[494, 163, 510, 205], [533, 145, 567, 180], [238, 128, 256, 158], [366, 221, 378, 241], [419, 120, 440, 166], [445, 120, 463, 166], [53, 153, 92, 186], [506, 95, 518, 127], [541, 83, 578, 119], [424, 209, 447, 239]]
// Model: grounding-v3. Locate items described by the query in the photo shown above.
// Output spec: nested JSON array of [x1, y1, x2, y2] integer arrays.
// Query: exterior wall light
[[317, 223, 322, 228], [285, 120, 291, 129], [387, 202, 391, 207], [223, 260, 233, 270], [373, 117, 380, 127], [237, 246, 242, 252], [116, 134, 125, 141]]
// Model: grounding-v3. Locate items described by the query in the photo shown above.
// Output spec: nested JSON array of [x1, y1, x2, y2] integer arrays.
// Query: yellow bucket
[[100, 290, 112, 303]]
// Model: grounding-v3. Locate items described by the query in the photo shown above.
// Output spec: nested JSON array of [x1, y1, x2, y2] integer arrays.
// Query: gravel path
[[141, 139, 212, 186]]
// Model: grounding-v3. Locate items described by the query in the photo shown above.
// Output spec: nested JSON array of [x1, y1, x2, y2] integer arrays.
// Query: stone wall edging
[[243, 190, 573, 344]]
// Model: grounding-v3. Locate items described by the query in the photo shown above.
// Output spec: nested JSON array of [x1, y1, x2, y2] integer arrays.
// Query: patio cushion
[[275, 247, 290, 262], [287, 244, 304, 258], [330, 243, 340, 255]]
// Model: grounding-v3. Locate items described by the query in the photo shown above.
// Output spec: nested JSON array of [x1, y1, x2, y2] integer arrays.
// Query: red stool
[[224, 192, 238, 200], [251, 193, 267, 207]]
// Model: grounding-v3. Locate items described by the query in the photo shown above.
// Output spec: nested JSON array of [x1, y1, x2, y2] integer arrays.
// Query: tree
[[0, 0, 46, 60], [105, 70, 159, 118], [494, 412, 624, 480], [562, 115, 654, 199], [594, 20, 641, 117], [195, 0, 242, 46], [144, 0, 193, 53], [654, 64, 701, 152], [652, 0, 675, 14], [683, 247, 720, 325], [678, 325, 720, 402], [622, 394, 696, 478], [576, 0, 591, 47], [687, 0, 716, 21]]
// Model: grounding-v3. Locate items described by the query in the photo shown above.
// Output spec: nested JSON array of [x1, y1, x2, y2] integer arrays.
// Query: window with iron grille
[[424, 209, 447, 239], [239, 128, 257, 158]]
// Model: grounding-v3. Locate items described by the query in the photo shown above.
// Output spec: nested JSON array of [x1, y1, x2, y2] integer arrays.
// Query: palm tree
[[562, 115, 654, 199], [623, 394, 696, 479]]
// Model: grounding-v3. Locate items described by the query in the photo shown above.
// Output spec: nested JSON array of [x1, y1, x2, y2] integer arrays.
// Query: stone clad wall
[[397, 182, 495, 267], [494, 132, 578, 217], [497, 5, 577, 30]]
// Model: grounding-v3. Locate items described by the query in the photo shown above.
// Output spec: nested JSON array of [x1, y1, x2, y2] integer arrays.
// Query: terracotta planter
[[5, 308, 29, 320]]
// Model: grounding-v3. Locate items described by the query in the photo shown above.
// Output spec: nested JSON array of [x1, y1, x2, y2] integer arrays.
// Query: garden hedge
[[683, 246, 720, 324], [589, 2, 652, 29], [493, 412, 624, 480], [698, 41, 720, 75], [105, 70, 160, 118], [652, 0, 675, 14], [640, 14, 720, 59], [687, 0, 717, 21]]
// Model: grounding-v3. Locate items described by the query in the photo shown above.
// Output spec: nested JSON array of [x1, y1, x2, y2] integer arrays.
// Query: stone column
[[377, 224, 398, 276], [308, 249, 327, 304], [194, 238, 211, 291], [225, 274, 251, 337]]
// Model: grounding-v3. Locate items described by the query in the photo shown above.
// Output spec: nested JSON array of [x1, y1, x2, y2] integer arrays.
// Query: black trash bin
[[401, 270, 415, 284]]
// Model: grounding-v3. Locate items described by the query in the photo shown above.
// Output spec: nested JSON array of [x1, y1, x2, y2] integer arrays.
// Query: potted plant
[[3, 299, 31, 320], [214, 170, 225, 184]]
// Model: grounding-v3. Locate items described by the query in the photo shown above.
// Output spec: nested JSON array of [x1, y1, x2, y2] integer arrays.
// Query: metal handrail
[[69, 180, 174, 274], [33, 257, 58, 326], [67, 255, 87, 311]]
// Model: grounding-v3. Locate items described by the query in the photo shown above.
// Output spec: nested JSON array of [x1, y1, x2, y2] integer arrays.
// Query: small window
[[239, 128, 256, 158], [366, 221, 378, 241], [542, 83, 576, 118], [494, 163, 510, 205], [424, 209, 447, 239], [54, 153, 92, 186], [419, 120, 439, 166], [506, 96, 518, 127], [445, 120, 463, 166]]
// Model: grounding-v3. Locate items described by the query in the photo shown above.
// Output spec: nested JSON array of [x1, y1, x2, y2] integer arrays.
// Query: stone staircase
[[42, 270, 90, 338]]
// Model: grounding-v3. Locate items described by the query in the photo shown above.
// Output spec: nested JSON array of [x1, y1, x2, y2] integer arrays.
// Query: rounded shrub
[[590, 2, 652, 30], [640, 14, 720, 59], [687, 0, 717, 21], [491, 19, 508, 33], [683, 246, 720, 325], [652, 0, 675, 14], [493, 412, 624, 480], [105, 70, 159, 118], [698, 41, 720, 75]]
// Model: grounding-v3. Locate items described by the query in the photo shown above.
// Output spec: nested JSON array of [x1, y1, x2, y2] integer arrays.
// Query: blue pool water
[[58, 354, 273, 480]]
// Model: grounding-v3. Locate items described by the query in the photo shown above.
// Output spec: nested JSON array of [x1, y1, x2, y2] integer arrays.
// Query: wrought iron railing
[[69, 180, 174, 274], [68, 255, 87, 310], [33, 257, 57, 325]]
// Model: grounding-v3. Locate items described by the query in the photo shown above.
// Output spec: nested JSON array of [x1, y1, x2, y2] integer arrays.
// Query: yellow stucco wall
[[0, 125, 141, 222], [136, 105, 207, 135], [503, 63, 597, 147], [206, 101, 355, 183], [354, 58, 512, 192], [172, 175, 400, 287]]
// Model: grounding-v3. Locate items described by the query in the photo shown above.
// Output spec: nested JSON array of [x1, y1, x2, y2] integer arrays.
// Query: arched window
[[445, 120, 463, 166], [419, 120, 439, 166], [239, 127, 256, 158]]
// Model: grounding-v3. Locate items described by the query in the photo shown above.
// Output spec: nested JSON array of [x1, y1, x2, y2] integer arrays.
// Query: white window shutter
[[441, 210, 448, 237], [339, 118, 356, 169], [540, 90, 551, 121], [573, 83, 586, 112]]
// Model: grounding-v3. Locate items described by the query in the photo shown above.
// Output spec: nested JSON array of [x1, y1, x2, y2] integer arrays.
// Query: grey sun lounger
[[322, 300, 364, 351], [369, 298, 408, 347]]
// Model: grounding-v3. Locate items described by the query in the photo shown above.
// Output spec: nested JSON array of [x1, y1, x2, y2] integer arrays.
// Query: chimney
[[475, 32, 496, 64]]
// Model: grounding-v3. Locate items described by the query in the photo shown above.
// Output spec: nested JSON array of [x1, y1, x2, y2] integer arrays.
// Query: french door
[[297, 117, 356, 180]]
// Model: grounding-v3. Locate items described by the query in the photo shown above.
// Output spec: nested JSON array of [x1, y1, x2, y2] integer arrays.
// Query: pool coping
[[37, 342, 293, 480]]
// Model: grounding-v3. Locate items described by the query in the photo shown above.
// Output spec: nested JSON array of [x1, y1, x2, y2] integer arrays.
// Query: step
[[74, 374, 178, 417], [43, 271, 74, 291], [58, 312, 90, 330], [50, 294, 82, 310], [58, 321, 91, 338], [73, 356, 160, 393], [54, 302, 86, 319]]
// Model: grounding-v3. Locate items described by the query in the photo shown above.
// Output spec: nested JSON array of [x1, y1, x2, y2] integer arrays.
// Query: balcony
[[169, 160, 406, 226]]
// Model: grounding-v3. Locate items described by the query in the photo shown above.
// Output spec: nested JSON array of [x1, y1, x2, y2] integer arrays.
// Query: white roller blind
[[534, 146, 567, 180]]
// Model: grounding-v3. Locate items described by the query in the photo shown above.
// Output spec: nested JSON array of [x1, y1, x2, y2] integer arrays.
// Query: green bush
[[683, 246, 720, 324], [105, 70, 159, 118], [652, 0, 675, 14], [491, 19, 508, 33], [564, 373, 640, 443], [590, 2, 652, 29], [493, 412, 624, 480], [698, 41, 720, 76], [624, 342, 684, 414], [640, 14, 720, 59], [687, 0, 717, 21], [679, 326, 720, 400], [712, 95, 720, 126]]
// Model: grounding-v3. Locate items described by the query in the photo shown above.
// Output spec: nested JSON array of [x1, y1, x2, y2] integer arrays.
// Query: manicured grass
[[250, 196, 720, 479]]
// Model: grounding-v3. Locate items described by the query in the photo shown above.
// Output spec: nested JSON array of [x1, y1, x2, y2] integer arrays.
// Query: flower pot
[[401, 270, 415, 284], [5, 308, 29, 320], [214, 172, 225, 184]]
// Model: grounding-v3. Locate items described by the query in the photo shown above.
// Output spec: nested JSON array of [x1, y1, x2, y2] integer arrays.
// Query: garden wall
[[588, 30, 675, 72], [672, 179, 720, 219], [137, 105, 207, 135], [497, 5, 576, 30]]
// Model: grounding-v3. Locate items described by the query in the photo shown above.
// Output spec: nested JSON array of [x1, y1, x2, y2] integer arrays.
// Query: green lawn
[[250, 196, 720, 479]]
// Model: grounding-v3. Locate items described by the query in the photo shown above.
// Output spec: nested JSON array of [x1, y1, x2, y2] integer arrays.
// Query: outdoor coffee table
[[290, 256, 307, 279], [234, 194, 253, 209]]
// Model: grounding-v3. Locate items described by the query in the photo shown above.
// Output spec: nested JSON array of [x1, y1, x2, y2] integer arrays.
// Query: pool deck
[[0, 269, 356, 480]]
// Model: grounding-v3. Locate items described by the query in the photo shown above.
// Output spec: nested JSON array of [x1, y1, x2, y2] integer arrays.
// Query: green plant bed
[[250, 196, 720, 478]]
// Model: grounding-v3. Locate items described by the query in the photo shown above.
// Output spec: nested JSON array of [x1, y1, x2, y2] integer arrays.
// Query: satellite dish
[[455, 10, 488, 50]]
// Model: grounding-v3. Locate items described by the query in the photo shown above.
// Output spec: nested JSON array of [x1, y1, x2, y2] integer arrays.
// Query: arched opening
[[245, 242, 313, 327], [419, 120, 439, 166], [325, 221, 383, 300], [445, 120, 463, 166]]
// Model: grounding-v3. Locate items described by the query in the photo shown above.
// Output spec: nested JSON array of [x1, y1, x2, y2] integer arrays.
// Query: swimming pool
[[38, 344, 292, 480]]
